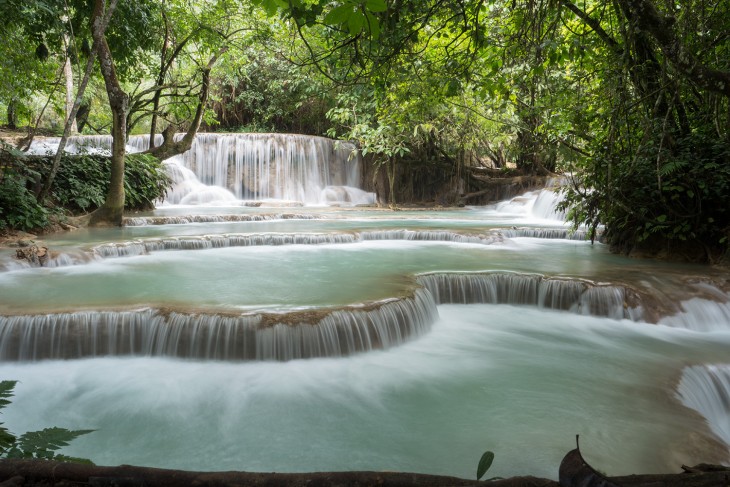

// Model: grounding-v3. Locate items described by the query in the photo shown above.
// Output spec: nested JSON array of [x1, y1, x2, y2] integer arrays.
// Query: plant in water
[[0, 380, 94, 463], [476, 450, 495, 480]]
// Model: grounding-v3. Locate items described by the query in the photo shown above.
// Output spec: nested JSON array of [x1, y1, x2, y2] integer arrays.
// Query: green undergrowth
[[0, 149, 171, 232]]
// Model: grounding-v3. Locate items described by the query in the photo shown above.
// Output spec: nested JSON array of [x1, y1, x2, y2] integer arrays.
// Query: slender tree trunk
[[6, 100, 17, 129], [149, 5, 170, 149], [37, 46, 97, 201], [387, 156, 397, 209], [63, 36, 78, 134], [89, 0, 127, 227]]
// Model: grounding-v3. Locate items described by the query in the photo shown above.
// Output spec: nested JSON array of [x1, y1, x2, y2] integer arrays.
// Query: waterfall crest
[[0, 289, 437, 362], [417, 272, 639, 320]]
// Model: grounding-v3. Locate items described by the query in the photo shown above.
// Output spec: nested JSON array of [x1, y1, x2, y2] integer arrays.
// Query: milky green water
[[1, 201, 728, 479]]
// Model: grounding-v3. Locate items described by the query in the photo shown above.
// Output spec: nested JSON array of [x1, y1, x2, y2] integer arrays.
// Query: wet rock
[[14, 244, 49, 266]]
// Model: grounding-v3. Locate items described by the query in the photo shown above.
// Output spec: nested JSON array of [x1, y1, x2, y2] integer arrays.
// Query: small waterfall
[[4, 230, 508, 272], [123, 213, 322, 226], [91, 233, 360, 257], [493, 188, 567, 221], [358, 230, 503, 245], [416, 272, 637, 319], [499, 227, 589, 240], [0, 289, 437, 361], [659, 292, 730, 332], [677, 365, 730, 448]]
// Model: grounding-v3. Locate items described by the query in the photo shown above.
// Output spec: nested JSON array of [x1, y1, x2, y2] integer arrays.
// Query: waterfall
[[499, 228, 589, 240], [358, 230, 503, 245], [492, 188, 567, 221], [163, 133, 374, 205], [677, 365, 730, 448], [27, 133, 376, 206], [416, 272, 639, 320], [0, 289, 437, 361], [659, 291, 730, 332]]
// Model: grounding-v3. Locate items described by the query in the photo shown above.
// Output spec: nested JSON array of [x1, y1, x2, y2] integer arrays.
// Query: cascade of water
[[123, 213, 322, 226], [358, 230, 503, 245], [0, 289, 437, 361], [499, 228, 589, 240], [659, 292, 730, 332], [89, 230, 505, 260], [91, 233, 360, 257], [677, 365, 730, 447], [491, 187, 567, 221], [166, 133, 374, 205], [162, 155, 238, 205], [416, 272, 638, 319]]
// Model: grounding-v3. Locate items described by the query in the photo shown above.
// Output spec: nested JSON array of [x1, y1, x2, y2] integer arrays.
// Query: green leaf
[[348, 10, 365, 34], [477, 450, 495, 480], [365, 11, 380, 39], [323, 4, 352, 25], [16, 427, 95, 459], [365, 0, 387, 12], [0, 381, 17, 410], [0, 426, 17, 452]]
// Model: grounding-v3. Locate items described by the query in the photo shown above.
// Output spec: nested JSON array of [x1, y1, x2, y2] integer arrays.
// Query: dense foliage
[[0, 150, 170, 231]]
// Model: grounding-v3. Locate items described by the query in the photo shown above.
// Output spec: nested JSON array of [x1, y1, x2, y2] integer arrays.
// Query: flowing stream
[[2, 133, 729, 480]]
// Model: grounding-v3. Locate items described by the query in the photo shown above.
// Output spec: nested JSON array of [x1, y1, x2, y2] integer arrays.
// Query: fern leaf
[[16, 427, 95, 459], [0, 380, 17, 410]]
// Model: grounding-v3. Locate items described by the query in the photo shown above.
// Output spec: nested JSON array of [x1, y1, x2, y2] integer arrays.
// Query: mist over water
[[4, 134, 730, 479]]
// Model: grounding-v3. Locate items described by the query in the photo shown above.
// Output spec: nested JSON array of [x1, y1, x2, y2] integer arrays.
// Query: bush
[[49, 152, 170, 212], [0, 161, 49, 232], [0, 150, 171, 231]]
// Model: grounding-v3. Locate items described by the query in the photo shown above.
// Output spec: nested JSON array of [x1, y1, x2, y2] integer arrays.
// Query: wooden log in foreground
[[0, 458, 728, 486], [0, 459, 557, 487]]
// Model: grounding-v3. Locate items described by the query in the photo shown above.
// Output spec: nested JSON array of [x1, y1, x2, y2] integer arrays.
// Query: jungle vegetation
[[0, 0, 728, 261]]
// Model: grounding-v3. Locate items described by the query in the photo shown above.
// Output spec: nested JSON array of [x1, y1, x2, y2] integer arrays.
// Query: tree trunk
[[88, 0, 127, 227], [145, 50, 223, 161], [6, 100, 17, 129], [37, 2, 114, 203], [64, 35, 78, 134], [387, 156, 397, 209]]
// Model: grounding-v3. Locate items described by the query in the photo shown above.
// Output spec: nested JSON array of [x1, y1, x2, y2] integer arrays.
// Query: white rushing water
[[4, 134, 730, 479]]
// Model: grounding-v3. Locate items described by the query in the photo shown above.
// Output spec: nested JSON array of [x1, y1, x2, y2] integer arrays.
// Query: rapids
[[1, 133, 729, 480]]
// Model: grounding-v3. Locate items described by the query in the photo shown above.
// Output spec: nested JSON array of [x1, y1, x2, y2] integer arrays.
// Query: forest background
[[0, 0, 729, 262]]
